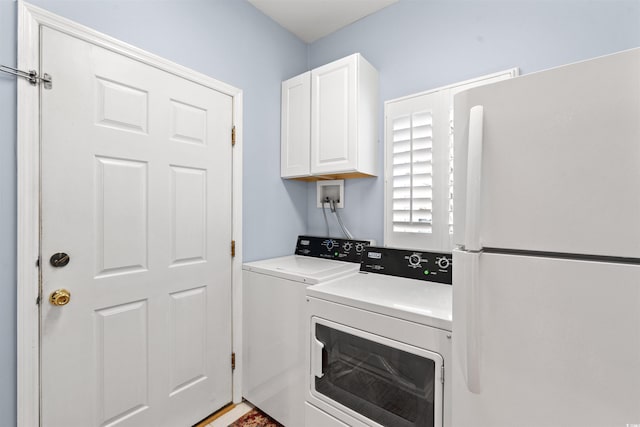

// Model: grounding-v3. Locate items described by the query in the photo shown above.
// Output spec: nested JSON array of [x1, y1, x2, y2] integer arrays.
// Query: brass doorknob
[[49, 289, 71, 306]]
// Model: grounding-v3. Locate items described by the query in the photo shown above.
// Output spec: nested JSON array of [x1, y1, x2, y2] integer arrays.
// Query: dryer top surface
[[307, 272, 452, 330], [243, 255, 360, 284]]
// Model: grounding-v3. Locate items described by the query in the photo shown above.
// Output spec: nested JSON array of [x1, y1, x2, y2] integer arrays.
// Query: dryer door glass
[[314, 322, 442, 427]]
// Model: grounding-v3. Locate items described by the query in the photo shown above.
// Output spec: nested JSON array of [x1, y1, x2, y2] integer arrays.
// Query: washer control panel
[[295, 235, 371, 263], [360, 246, 452, 285]]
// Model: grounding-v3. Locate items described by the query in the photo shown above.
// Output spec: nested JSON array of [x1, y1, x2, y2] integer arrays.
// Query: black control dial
[[355, 243, 365, 253], [437, 257, 450, 269], [409, 253, 422, 267], [323, 239, 336, 251]]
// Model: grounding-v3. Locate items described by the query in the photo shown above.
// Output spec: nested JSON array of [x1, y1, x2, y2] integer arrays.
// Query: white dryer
[[242, 236, 370, 427], [305, 246, 453, 427]]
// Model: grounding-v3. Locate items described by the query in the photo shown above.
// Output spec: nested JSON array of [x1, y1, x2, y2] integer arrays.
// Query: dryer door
[[310, 317, 444, 427]]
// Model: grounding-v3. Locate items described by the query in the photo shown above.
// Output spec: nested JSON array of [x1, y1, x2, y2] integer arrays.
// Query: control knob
[[342, 242, 353, 252], [323, 239, 336, 251], [409, 253, 422, 267], [437, 258, 450, 269], [355, 243, 365, 253]]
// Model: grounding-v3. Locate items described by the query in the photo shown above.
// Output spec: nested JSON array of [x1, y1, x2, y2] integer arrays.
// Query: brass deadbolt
[[49, 289, 71, 306]]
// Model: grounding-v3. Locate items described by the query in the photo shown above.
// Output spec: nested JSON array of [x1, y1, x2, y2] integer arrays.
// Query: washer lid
[[243, 255, 360, 284], [307, 272, 452, 330]]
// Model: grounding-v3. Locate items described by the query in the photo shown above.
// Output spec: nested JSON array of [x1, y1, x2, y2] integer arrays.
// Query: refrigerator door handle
[[458, 250, 482, 393], [464, 105, 484, 252]]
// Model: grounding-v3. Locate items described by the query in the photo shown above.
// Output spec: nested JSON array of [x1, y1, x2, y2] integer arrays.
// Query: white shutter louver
[[391, 111, 433, 233]]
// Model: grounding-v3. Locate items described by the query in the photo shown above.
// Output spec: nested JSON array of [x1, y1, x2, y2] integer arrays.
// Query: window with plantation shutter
[[385, 90, 446, 251], [384, 68, 519, 252], [391, 111, 434, 234]]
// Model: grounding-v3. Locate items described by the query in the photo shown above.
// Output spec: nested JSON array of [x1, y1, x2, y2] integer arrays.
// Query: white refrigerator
[[452, 48, 640, 427]]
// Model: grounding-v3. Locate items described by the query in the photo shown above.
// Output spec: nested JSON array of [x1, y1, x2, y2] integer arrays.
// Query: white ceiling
[[248, 0, 399, 43]]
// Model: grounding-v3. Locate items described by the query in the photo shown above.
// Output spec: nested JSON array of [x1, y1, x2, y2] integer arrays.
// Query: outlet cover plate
[[317, 179, 344, 208]]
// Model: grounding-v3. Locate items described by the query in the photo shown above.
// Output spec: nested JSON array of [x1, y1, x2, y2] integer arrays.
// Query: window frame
[[384, 69, 519, 252]]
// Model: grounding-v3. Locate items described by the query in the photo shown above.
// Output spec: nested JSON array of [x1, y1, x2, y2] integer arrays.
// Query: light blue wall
[[305, 0, 640, 244], [0, 0, 307, 423]]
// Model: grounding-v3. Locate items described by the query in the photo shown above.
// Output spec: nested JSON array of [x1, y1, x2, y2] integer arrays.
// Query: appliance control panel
[[360, 246, 452, 285], [294, 235, 371, 263]]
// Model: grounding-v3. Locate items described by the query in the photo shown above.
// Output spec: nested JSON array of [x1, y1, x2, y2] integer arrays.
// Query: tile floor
[[205, 402, 254, 427]]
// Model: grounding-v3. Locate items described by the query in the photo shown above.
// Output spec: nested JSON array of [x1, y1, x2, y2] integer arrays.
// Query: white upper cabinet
[[311, 54, 378, 177], [281, 53, 379, 180], [281, 72, 311, 178]]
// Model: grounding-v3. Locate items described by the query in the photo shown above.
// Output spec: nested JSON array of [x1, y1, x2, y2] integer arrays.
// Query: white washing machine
[[242, 236, 370, 427], [305, 246, 453, 427]]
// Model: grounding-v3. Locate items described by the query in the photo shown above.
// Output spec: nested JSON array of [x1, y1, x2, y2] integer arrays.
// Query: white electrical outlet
[[317, 179, 344, 208]]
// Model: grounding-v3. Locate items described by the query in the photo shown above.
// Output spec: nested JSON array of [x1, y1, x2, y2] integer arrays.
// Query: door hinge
[[231, 352, 236, 371], [231, 240, 236, 258], [231, 126, 236, 146]]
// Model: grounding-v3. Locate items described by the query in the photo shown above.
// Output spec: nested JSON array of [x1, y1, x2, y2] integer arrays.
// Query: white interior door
[[40, 27, 233, 427]]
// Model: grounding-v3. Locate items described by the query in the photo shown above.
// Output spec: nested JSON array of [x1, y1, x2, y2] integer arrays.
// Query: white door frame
[[16, 2, 244, 425]]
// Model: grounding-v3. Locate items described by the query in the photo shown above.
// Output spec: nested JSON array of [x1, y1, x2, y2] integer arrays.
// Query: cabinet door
[[311, 55, 358, 174], [281, 72, 311, 178]]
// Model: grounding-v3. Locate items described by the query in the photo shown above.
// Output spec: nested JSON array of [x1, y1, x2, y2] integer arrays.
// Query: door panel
[[40, 27, 233, 427], [95, 156, 148, 275], [453, 49, 640, 258], [311, 56, 357, 174], [96, 301, 149, 426], [281, 72, 311, 178], [170, 166, 207, 264], [452, 251, 640, 427]]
